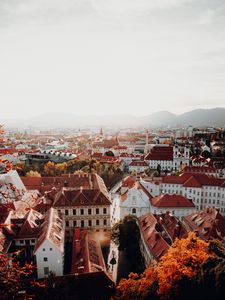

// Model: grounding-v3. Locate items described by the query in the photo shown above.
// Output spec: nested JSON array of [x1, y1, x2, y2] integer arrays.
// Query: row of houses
[[139, 207, 225, 266], [0, 170, 112, 281], [140, 172, 225, 215], [111, 176, 196, 226]]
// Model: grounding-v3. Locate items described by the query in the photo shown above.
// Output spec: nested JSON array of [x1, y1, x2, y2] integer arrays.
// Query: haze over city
[[0, 0, 225, 118]]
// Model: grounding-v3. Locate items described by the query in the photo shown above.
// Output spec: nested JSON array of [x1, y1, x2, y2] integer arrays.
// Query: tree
[[43, 161, 56, 176], [0, 236, 34, 299], [156, 164, 161, 176], [115, 232, 210, 300], [111, 215, 139, 250], [111, 215, 144, 276], [26, 170, 41, 177], [156, 232, 209, 297], [105, 151, 115, 157]]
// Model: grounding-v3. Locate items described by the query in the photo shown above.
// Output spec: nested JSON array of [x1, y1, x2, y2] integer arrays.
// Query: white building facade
[[141, 173, 225, 216]]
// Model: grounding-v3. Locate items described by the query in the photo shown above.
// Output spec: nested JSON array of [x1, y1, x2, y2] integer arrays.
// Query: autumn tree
[[115, 232, 210, 300], [156, 232, 209, 297], [0, 232, 35, 299], [26, 170, 41, 177]]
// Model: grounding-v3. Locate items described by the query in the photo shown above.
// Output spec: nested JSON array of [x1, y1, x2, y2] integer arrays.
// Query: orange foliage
[[157, 232, 209, 296], [116, 233, 209, 299]]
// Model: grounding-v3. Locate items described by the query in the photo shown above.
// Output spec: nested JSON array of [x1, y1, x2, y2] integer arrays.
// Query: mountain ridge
[[1, 107, 225, 128]]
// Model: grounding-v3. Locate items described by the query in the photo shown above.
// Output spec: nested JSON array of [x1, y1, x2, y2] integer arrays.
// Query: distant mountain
[[178, 108, 225, 127], [140, 111, 177, 127], [139, 108, 225, 128], [1, 108, 225, 129]]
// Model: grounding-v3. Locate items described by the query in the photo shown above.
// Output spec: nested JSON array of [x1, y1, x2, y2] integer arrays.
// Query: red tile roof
[[71, 228, 106, 274], [53, 186, 111, 207], [183, 208, 225, 241], [183, 176, 202, 188], [183, 166, 218, 174], [139, 214, 169, 261], [162, 173, 225, 187], [121, 176, 136, 189], [145, 146, 173, 161], [21, 173, 110, 196], [34, 208, 64, 253], [154, 213, 188, 241], [129, 160, 148, 166], [151, 194, 195, 208]]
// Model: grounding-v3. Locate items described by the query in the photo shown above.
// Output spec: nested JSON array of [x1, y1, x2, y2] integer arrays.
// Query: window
[[66, 221, 69, 227], [88, 220, 92, 227], [73, 220, 77, 227], [73, 209, 76, 215], [103, 208, 107, 214], [81, 220, 84, 227], [96, 219, 99, 226], [81, 209, 84, 215], [103, 219, 107, 226], [20, 240, 24, 244], [88, 209, 92, 215], [132, 208, 136, 214], [44, 257, 48, 262], [65, 209, 68, 215], [96, 208, 99, 215], [31, 239, 35, 244], [44, 267, 49, 275]]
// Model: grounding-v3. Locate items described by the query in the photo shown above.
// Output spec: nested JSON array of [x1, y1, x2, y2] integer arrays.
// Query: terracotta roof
[[129, 160, 148, 166], [21, 174, 110, 199], [183, 176, 202, 188], [0, 148, 17, 155], [162, 173, 225, 187], [91, 152, 103, 159], [34, 208, 64, 253], [53, 185, 111, 207], [145, 146, 173, 161], [183, 208, 225, 241], [183, 166, 218, 174], [139, 214, 169, 261], [71, 228, 106, 274], [113, 145, 127, 150], [121, 176, 136, 189], [151, 194, 195, 208], [17, 209, 43, 238], [154, 213, 188, 241]]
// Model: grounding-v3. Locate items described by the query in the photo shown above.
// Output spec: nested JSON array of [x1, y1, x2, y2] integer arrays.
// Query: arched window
[[132, 208, 136, 214]]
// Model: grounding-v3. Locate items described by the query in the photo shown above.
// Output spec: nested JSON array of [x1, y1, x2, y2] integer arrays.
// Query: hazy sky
[[0, 0, 225, 118]]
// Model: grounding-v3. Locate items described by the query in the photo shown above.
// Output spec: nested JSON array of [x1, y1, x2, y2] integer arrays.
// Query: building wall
[[120, 188, 151, 219], [140, 179, 160, 197], [141, 179, 225, 216], [0, 170, 26, 190], [56, 205, 111, 240], [150, 206, 196, 219], [35, 239, 63, 278], [129, 165, 148, 173], [139, 230, 154, 267]]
